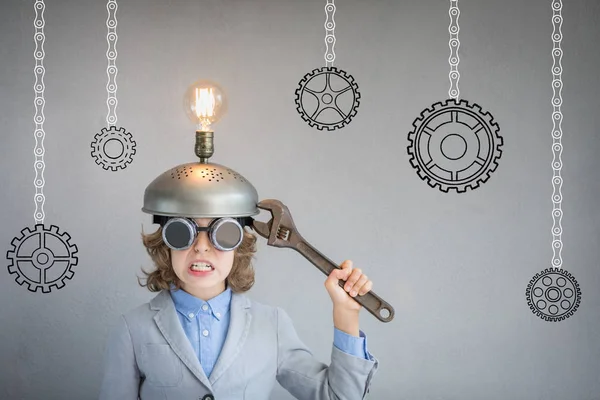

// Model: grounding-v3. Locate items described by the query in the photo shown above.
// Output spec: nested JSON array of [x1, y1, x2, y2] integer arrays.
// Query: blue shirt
[[169, 286, 373, 379]]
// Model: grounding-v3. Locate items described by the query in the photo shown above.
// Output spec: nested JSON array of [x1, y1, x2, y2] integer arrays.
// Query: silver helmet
[[141, 161, 259, 218]]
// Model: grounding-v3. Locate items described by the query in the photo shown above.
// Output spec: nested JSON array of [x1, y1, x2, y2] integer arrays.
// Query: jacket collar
[[169, 285, 232, 322], [149, 289, 252, 389]]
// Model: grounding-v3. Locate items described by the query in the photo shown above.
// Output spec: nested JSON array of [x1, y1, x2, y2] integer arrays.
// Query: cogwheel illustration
[[526, 268, 581, 322], [295, 66, 360, 131], [407, 98, 503, 193], [91, 125, 136, 171], [6, 224, 79, 293]]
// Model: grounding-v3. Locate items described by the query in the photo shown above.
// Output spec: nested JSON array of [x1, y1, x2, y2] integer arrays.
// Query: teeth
[[191, 262, 213, 271]]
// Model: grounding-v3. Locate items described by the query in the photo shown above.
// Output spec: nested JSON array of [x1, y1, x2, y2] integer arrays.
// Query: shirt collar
[[169, 284, 232, 322]]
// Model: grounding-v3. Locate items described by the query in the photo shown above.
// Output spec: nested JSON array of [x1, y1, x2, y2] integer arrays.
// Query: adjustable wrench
[[252, 199, 395, 323]]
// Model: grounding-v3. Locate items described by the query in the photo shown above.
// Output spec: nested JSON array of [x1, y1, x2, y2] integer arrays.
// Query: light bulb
[[183, 80, 227, 131]]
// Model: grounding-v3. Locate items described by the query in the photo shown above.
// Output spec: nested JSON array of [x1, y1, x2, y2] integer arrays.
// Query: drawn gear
[[407, 98, 503, 193], [295, 66, 360, 131], [526, 268, 581, 322], [91, 125, 136, 171], [6, 224, 79, 293]]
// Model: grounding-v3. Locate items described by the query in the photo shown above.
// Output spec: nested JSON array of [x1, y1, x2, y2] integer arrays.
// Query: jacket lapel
[[150, 291, 213, 391], [208, 292, 252, 385]]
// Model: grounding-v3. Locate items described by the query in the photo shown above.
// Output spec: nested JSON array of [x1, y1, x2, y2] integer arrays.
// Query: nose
[[194, 230, 211, 251]]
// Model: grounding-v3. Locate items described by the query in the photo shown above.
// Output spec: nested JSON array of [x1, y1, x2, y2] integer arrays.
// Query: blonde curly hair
[[137, 224, 258, 293]]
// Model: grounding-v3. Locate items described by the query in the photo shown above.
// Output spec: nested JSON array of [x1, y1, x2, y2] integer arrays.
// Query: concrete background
[[1, 0, 599, 399]]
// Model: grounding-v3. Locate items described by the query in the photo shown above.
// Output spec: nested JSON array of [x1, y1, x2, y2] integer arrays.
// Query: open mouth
[[189, 261, 215, 272]]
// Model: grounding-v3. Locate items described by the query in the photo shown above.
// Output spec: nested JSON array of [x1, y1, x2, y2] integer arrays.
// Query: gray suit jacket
[[98, 290, 379, 400]]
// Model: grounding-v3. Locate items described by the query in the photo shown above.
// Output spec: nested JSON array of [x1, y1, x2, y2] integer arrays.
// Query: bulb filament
[[195, 88, 216, 130]]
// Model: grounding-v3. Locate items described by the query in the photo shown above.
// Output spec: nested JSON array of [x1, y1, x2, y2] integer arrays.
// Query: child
[[98, 216, 379, 399]]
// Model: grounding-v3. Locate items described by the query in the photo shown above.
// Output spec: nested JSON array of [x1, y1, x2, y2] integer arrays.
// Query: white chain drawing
[[448, 0, 460, 99], [106, 0, 118, 126], [524, 0, 581, 322], [324, 0, 336, 67], [7, 0, 80, 294], [33, 0, 46, 224], [550, 0, 564, 270]]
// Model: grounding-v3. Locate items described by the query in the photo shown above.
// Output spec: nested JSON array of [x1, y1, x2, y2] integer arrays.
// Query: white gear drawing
[[526, 268, 581, 322], [295, 67, 360, 131], [407, 98, 503, 193], [6, 224, 79, 293], [90, 125, 136, 171], [525, 1, 580, 322]]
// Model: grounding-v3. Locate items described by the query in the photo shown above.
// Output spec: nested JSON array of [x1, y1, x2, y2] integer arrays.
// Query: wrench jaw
[[251, 200, 278, 240], [252, 199, 300, 249], [251, 219, 271, 240], [252, 218, 297, 249], [270, 224, 301, 249]]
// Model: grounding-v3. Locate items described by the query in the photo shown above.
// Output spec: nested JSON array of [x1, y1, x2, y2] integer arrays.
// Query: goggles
[[153, 215, 254, 252]]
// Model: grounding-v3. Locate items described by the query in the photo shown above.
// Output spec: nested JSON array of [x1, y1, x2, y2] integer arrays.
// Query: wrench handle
[[293, 240, 395, 323]]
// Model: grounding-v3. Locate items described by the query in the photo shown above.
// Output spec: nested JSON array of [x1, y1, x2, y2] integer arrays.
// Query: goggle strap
[[153, 215, 169, 226], [153, 215, 255, 228]]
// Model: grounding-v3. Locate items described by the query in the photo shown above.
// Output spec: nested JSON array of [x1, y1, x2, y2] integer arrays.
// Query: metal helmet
[[141, 161, 259, 218]]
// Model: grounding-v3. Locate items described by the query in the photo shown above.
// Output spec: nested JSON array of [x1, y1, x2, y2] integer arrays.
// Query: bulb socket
[[195, 130, 214, 163]]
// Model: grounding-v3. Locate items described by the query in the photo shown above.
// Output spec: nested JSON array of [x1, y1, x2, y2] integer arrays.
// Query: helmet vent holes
[[170, 166, 195, 180], [196, 167, 224, 183], [227, 169, 246, 183], [168, 166, 231, 182]]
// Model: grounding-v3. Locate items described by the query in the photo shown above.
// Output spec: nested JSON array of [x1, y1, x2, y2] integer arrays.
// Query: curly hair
[[137, 224, 257, 293]]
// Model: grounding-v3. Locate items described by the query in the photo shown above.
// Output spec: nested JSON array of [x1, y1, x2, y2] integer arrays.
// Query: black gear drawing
[[91, 125, 136, 171], [6, 224, 79, 293], [295, 66, 360, 131], [407, 98, 503, 193], [526, 268, 581, 322]]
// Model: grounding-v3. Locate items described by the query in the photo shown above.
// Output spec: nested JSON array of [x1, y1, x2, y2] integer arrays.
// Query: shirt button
[[202, 304, 208, 311], [188, 313, 194, 318], [215, 312, 221, 318], [202, 329, 209, 337]]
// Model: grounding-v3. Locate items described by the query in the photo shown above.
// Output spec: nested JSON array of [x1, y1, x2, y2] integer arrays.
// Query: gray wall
[[1, 0, 599, 399]]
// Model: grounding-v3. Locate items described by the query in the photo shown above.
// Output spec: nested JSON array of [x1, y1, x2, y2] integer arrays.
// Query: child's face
[[170, 218, 235, 300]]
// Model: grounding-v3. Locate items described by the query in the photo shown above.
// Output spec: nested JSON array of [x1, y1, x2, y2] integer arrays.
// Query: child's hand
[[324, 259, 373, 312]]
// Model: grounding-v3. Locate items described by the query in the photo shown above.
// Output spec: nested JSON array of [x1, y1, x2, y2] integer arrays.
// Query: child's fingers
[[327, 264, 350, 285], [340, 260, 352, 271], [358, 279, 373, 296], [343, 267, 363, 292], [332, 268, 347, 280], [338, 260, 353, 280], [348, 273, 369, 296]]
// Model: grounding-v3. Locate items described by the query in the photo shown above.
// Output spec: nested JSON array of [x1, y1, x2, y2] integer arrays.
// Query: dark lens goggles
[[153, 215, 253, 252]]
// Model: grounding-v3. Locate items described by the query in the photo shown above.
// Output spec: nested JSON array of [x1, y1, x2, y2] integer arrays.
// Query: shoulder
[[105, 291, 170, 343], [234, 292, 293, 327], [235, 291, 276, 314], [119, 290, 168, 326]]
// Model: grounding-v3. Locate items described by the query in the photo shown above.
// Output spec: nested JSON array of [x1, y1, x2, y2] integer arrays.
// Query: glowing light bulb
[[183, 80, 227, 131]]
